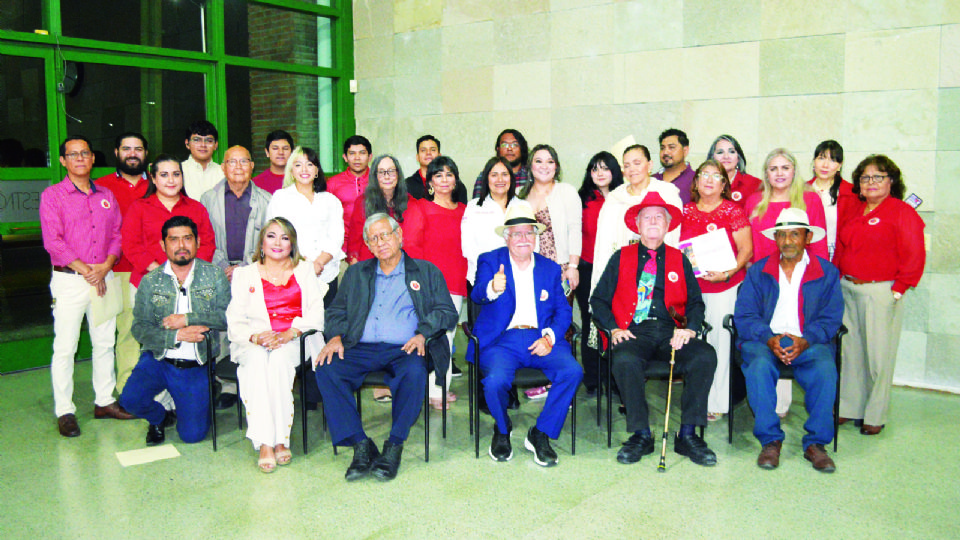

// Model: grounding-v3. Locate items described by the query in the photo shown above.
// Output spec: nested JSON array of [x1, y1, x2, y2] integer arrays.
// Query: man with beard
[[653, 128, 696, 205], [119, 216, 230, 446], [471, 129, 529, 198], [96, 132, 152, 392]]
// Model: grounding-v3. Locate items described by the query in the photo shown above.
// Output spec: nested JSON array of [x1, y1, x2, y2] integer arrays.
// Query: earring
[[260, 249, 264, 259], [428, 186, 434, 195]]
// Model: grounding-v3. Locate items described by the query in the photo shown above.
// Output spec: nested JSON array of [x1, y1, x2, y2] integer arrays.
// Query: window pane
[[225, 2, 332, 68], [0, 0, 43, 32], [225, 66, 334, 174], [0, 56, 48, 167], [61, 0, 204, 52], [63, 63, 206, 161]]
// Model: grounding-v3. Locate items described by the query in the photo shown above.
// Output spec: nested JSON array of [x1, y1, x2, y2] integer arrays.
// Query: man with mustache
[[469, 205, 583, 467], [119, 216, 231, 446], [95, 132, 151, 393]]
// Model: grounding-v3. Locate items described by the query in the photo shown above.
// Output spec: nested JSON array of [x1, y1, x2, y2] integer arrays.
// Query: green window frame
[[0, 0, 355, 236]]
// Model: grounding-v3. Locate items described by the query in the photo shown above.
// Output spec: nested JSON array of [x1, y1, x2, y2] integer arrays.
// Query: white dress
[[460, 196, 531, 284]]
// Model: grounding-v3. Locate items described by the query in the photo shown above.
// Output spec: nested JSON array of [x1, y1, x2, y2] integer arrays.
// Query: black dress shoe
[[489, 429, 513, 462], [674, 432, 717, 466], [584, 385, 598, 398], [58, 414, 81, 437], [507, 387, 521, 410], [162, 411, 177, 428], [617, 432, 654, 464], [524, 426, 558, 467], [146, 424, 165, 446], [215, 393, 238, 410], [345, 438, 380, 481], [371, 441, 404, 481], [451, 362, 463, 378]]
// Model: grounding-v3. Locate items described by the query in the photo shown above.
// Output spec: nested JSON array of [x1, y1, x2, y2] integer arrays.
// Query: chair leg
[[606, 353, 613, 448], [208, 361, 218, 452], [423, 377, 430, 463], [472, 363, 480, 459], [441, 374, 447, 439], [468, 362, 474, 436], [571, 392, 577, 456], [236, 393, 243, 430]]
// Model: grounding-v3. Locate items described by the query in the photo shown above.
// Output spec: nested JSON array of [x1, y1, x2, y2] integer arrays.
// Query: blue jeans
[[314, 342, 427, 447], [119, 351, 210, 443], [740, 341, 837, 449], [480, 328, 583, 438]]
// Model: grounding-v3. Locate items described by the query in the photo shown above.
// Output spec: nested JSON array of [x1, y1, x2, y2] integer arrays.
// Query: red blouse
[[262, 274, 303, 333], [346, 194, 420, 262], [834, 196, 925, 294], [680, 200, 750, 293], [404, 200, 468, 296], [745, 191, 828, 263], [122, 194, 217, 287], [581, 192, 604, 265], [729, 171, 762, 209]]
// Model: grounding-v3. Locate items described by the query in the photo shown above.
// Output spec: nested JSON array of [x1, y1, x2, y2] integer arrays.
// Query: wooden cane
[[658, 307, 688, 472]]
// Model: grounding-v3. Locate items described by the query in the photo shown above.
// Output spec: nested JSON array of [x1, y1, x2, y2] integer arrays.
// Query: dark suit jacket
[[467, 247, 572, 359], [325, 252, 458, 376]]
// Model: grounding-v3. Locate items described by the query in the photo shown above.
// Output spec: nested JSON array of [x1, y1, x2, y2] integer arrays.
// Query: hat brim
[[760, 224, 827, 243], [495, 218, 546, 237]]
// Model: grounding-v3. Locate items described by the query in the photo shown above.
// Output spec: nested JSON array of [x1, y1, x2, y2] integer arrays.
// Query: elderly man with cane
[[591, 192, 718, 467], [734, 208, 842, 472]]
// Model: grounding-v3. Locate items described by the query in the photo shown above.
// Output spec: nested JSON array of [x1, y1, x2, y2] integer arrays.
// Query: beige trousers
[[114, 274, 138, 393], [839, 280, 904, 425]]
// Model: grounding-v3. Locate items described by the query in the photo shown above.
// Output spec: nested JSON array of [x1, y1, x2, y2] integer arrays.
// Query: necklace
[[263, 263, 291, 285]]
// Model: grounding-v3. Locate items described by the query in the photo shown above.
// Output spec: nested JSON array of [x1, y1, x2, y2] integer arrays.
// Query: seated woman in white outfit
[[226, 217, 325, 473]]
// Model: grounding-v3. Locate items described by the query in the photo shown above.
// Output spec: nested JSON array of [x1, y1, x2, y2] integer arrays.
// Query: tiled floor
[[2, 358, 959, 539]]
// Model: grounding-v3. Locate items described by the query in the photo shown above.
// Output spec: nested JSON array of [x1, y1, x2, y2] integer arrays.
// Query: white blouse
[[460, 196, 530, 285], [265, 185, 345, 284]]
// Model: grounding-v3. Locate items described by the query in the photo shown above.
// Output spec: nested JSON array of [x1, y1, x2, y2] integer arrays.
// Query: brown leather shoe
[[94, 402, 135, 420], [837, 417, 851, 425], [804, 444, 836, 473], [58, 414, 81, 437], [757, 440, 782, 470], [860, 424, 884, 435]]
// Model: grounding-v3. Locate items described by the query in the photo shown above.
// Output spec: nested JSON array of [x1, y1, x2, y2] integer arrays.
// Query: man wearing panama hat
[[591, 191, 718, 466], [733, 207, 843, 472], [468, 204, 583, 467]]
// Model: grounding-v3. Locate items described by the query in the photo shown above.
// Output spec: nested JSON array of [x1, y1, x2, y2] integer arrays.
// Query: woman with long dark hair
[[806, 140, 854, 260]]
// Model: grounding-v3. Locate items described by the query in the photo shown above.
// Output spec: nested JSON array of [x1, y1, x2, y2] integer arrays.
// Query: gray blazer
[[200, 179, 272, 269]]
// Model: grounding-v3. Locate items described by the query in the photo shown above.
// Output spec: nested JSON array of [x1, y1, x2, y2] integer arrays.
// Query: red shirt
[[327, 169, 370, 247], [729, 171, 762, 209], [581, 192, 605, 265], [122, 195, 217, 286], [834, 196, 925, 294], [253, 169, 285, 194], [680, 200, 750, 293], [95, 172, 150, 272], [745, 191, 828, 262], [403, 200, 468, 296], [346, 194, 419, 263], [40, 177, 122, 267]]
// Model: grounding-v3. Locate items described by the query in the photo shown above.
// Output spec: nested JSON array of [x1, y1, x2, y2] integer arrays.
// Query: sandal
[[429, 392, 457, 410], [258, 456, 277, 473], [707, 412, 723, 422], [275, 447, 292, 466], [373, 388, 392, 403]]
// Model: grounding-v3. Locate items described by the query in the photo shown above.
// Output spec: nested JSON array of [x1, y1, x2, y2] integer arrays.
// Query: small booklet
[[678, 228, 737, 278]]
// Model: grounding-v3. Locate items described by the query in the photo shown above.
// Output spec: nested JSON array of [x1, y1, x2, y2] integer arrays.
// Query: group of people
[[39, 122, 925, 480]]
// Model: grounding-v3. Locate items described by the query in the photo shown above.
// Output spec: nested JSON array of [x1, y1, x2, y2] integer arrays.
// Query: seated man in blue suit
[[469, 204, 583, 466]]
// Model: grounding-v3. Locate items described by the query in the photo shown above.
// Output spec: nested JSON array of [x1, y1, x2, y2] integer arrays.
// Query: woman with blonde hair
[[227, 217, 325, 472]]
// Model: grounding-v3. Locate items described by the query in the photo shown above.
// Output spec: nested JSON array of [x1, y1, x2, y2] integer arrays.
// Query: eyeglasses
[[859, 174, 889, 184], [377, 169, 398, 178], [224, 159, 253, 167], [366, 230, 396, 245], [698, 172, 723, 181], [507, 231, 537, 240], [499, 142, 520, 149], [190, 136, 216, 145], [64, 151, 93, 161]]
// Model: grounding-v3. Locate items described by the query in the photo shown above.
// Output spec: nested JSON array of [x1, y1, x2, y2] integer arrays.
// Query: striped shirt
[[40, 177, 123, 266]]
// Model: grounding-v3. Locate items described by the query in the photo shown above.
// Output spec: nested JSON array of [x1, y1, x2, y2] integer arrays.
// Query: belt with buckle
[[843, 275, 878, 285], [53, 265, 79, 275], [163, 357, 203, 369], [508, 325, 537, 330]]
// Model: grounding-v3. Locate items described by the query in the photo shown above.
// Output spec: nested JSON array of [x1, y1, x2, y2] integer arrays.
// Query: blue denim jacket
[[132, 259, 231, 363]]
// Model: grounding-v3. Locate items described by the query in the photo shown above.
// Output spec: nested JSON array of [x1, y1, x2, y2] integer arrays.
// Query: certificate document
[[678, 228, 737, 277]]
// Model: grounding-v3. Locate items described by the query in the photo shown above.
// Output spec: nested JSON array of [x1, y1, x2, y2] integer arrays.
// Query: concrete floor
[[2, 358, 958, 539]]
